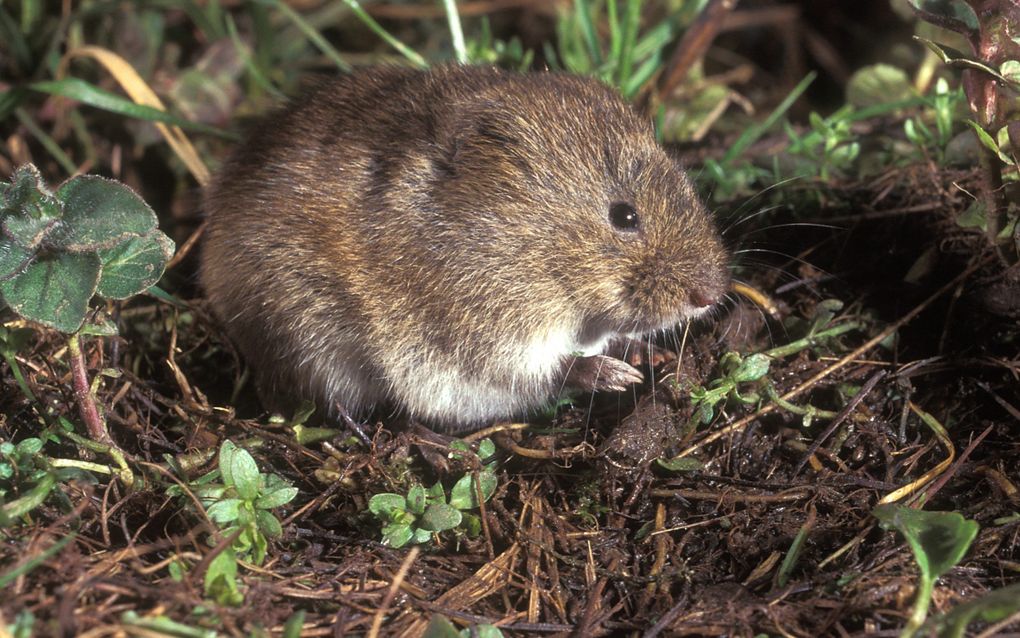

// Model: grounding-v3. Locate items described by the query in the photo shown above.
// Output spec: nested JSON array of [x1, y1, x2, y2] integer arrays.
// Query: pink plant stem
[[68, 333, 111, 445]]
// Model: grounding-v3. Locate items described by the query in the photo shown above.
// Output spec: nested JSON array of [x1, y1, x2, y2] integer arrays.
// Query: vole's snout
[[689, 265, 730, 310], [690, 286, 722, 310]]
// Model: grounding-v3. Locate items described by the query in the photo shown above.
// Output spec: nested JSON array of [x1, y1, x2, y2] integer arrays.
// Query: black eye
[[609, 202, 640, 232]]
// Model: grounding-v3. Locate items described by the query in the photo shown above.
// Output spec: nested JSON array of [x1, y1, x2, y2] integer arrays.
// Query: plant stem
[[901, 577, 934, 638], [976, 138, 1006, 246], [67, 332, 112, 445], [764, 321, 863, 359], [1, 349, 37, 403]]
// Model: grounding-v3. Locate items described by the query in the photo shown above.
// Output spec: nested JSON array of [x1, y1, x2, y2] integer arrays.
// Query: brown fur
[[200, 65, 729, 431]]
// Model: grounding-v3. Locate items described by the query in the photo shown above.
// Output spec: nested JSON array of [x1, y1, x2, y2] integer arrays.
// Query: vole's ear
[[435, 103, 531, 178]]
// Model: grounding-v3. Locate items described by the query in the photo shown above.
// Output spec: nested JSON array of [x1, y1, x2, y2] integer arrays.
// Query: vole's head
[[431, 71, 730, 336]]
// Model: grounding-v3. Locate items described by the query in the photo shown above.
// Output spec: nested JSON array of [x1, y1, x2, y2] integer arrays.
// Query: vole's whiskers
[[721, 204, 787, 236], [737, 221, 841, 237]]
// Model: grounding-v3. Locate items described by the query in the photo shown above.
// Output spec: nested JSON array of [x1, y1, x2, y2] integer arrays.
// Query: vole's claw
[[566, 354, 644, 393]]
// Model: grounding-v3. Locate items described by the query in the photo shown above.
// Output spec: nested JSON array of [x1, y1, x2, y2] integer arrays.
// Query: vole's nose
[[690, 287, 719, 309], [689, 267, 731, 309]]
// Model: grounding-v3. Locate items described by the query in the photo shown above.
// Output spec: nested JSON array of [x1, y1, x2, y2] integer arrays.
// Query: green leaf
[[846, 64, 913, 108], [0, 251, 101, 332], [460, 512, 482, 537], [426, 482, 446, 503], [96, 232, 174, 299], [1000, 60, 1020, 85], [255, 508, 283, 538], [218, 440, 239, 487], [283, 611, 306, 638], [956, 200, 987, 230], [449, 472, 497, 510], [120, 611, 219, 638], [51, 176, 157, 252], [463, 626, 505, 638], [204, 546, 243, 606], [732, 353, 771, 383], [232, 462, 260, 502], [966, 120, 1014, 165], [0, 240, 33, 280], [916, 37, 1016, 87], [0, 325, 33, 354], [656, 456, 705, 472], [206, 499, 242, 524], [78, 315, 119, 337], [2, 165, 62, 250], [2, 165, 49, 212], [369, 493, 407, 520], [0, 473, 56, 524], [925, 582, 1020, 637], [412, 527, 433, 544], [249, 526, 269, 564], [406, 484, 426, 515], [419, 503, 463, 532], [254, 485, 298, 510], [218, 440, 260, 501], [874, 504, 979, 582], [423, 614, 461, 638], [381, 523, 413, 548], [289, 400, 316, 427], [907, 0, 979, 34], [477, 438, 496, 462]]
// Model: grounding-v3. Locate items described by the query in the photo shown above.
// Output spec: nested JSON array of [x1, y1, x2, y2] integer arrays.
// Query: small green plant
[[687, 351, 772, 425], [1, 164, 174, 449], [169, 440, 298, 604], [785, 110, 862, 182], [550, 0, 689, 99], [465, 17, 534, 70], [2, 609, 36, 638], [1, 164, 174, 333], [873, 504, 980, 638], [368, 439, 498, 548], [0, 437, 44, 491], [677, 300, 862, 431], [910, 0, 1020, 246], [904, 77, 964, 161]]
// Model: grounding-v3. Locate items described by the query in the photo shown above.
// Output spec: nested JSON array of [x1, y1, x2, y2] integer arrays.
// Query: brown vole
[[200, 65, 729, 432]]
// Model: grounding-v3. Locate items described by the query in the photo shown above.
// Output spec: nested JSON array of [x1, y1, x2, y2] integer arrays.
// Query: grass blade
[[441, 0, 467, 64], [30, 78, 235, 140], [574, 0, 603, 67], [0, 529, 74, 587], [259, 0, 351, 72], [340, 0, 428, 69], [226, 14, 284, 99], [607, 0, 621, 69], [615, 0, 641, 87], [721, 72, 816, 167], [14, 107, 78, 174]]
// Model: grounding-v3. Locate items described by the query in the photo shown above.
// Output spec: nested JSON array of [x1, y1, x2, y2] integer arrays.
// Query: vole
[[200, 65, 729, 432]]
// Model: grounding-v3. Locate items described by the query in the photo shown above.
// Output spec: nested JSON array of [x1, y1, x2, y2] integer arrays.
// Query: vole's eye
[[609, 202, 640, 232]]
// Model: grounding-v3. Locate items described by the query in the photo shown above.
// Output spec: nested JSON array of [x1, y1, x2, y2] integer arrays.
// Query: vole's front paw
[[566, 355, 644, 393]]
